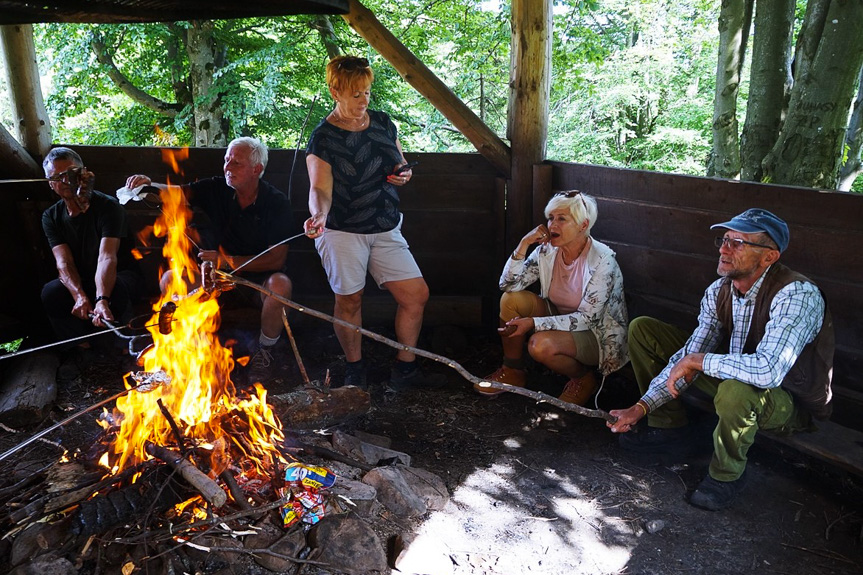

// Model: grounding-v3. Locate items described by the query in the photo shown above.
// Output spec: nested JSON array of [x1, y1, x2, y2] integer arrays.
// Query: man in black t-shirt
[[41, 147, 142, 349], [126, 137, 295, 384]]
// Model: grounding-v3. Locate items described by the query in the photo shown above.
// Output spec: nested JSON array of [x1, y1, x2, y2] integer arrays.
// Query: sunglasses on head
[[336, 57, 370, 71], [554, 190, 588, 211]]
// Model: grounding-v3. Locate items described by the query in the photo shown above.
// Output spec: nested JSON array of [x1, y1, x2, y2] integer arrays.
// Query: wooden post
[[507, 0, 551, 248], [0, 24, 52, 160], [532, 163, 553, 225], [341, 0, 511, 177]]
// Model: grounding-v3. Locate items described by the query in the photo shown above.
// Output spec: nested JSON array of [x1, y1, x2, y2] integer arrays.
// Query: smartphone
[[394, 161, 419, 175]]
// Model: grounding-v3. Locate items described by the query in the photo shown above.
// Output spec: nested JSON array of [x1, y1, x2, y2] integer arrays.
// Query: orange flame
[[100, 148, 285, 483]]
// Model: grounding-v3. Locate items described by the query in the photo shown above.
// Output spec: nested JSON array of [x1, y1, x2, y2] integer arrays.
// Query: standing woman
[[477, 191, 629, 405], [304, 55, 443, 390]]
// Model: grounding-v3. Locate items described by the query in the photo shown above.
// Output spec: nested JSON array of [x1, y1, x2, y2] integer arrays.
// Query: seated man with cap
[[606, 208, 834, 511]]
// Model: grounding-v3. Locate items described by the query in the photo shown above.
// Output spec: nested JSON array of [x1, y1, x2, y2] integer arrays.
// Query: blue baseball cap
[[710, 208, 789, 252]]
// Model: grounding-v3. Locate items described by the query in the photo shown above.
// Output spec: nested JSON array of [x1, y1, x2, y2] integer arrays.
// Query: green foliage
[[0, 338, 23, 353]]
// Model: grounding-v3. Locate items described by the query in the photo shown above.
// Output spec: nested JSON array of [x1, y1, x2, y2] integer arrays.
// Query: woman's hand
[[501, 316, 535, 337], [304, 212, 326, 238], [386, 162, 413, 186], [523, 224, 549, 246]]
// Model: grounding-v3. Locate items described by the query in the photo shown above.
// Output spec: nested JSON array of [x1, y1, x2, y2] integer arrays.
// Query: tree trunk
[[0, 24, 52, 159], [740, 0, 794, 182], [311, 15, 342, 59], [186, 20, 228, 147], [762, 0, 863, 189], [509, 0, 551, 245], [838, 65, 863, 192], [708, 0, 753, 179]]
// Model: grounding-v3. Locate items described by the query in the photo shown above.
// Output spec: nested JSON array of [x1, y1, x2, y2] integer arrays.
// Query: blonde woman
[[478, 191, 629, 405]]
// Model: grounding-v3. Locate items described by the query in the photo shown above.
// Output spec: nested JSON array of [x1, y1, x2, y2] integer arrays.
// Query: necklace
[[330, 109, 368, 130]]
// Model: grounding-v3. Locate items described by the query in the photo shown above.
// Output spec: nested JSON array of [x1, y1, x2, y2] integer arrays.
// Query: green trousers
[[628, 316, 809, 481]]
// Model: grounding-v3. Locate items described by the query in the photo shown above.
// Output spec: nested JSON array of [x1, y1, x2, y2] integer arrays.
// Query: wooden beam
[[507, 0, 551, 247], [0, 122, 41, 178], [0, 24, 52, 159], [341, 0, 511, 177]]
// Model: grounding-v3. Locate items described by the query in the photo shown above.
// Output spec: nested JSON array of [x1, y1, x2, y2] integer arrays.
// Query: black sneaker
[[247, 344, 275, 385], [387, 365, 447, 392], [689, 470, 748, 511], [338, 360, 367, 390]]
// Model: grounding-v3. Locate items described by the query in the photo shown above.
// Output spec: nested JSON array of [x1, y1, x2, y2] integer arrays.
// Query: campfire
[[0, 149, 364, 574]]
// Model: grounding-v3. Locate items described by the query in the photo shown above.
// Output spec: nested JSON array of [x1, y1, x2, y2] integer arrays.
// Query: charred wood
[[145, 442, 227, 508]]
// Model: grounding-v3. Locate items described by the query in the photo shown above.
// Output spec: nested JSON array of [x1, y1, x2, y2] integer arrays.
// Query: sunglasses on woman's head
[[554, 190, 588, 211], [336, 57, 370, 71]]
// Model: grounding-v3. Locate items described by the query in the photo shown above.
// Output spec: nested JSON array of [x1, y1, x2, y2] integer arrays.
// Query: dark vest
[[716, 263, 834, 419]]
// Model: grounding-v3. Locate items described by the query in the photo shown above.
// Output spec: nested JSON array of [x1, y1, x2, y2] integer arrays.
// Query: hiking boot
[[690, 471, 748, 511], [388, 365, 447, 392], [247, 344, 275, 385], [558, 371, 598, 405], [474, 366, 526, 396]]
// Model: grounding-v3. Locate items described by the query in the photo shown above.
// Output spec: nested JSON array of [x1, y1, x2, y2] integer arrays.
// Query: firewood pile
[[0, 381, 449, 575]]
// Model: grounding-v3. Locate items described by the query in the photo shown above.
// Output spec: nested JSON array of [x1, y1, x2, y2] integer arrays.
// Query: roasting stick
[[220, 271, 616, 424], [0, 376, 169, 462]]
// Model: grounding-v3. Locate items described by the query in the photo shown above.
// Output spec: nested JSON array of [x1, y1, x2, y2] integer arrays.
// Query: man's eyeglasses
[[336, 57, 370, 71], [714, 236, 776, 251], [554, 190, 588, 212], [47, 167, 81, 186]]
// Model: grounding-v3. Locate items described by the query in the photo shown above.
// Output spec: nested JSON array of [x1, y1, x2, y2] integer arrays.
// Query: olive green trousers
[[628, 316, 809, 481]]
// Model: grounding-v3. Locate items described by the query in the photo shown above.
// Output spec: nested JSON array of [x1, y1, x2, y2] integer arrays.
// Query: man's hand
[[72, 295, 93, 321], [608, 403, 647, 433], [91, 299, 115, 327], [665, 353, 705, 398], [198, 250, 229, 270], [125, 174, 152, 189]]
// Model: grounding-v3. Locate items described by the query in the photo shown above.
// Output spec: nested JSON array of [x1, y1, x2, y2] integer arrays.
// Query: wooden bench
[[680, 388, 863, 480]]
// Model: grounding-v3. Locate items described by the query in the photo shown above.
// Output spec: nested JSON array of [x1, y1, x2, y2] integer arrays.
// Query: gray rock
[[308, 514, 387, 575], [329, 476, 381, 517], [363, 466, 427, 517], [398, 466, 449, 511]]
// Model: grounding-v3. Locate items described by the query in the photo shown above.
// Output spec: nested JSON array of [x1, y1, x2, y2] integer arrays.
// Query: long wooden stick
[[221, 272, 616, 424]]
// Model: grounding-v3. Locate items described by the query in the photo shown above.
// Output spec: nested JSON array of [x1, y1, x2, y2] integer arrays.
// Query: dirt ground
[[2, 313, 863, 575]]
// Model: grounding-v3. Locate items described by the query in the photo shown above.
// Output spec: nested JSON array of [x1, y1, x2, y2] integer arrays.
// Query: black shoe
[[387, 365, 447, 392], [690, 471, 748, 511], [337, 360, 367, 390], [618, 425, 692, 453], [247, 344, 275, 385]]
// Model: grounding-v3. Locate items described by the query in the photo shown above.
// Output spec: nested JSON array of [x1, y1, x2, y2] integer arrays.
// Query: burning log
[[145, 442, 227, 508]]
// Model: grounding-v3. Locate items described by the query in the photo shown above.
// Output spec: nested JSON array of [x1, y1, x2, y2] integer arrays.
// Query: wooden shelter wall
[[76, 146, 506, 326], [549, 161, 863, 429]]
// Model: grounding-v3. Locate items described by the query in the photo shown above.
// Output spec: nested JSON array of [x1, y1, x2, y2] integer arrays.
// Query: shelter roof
[[0, 0, 348, 24]]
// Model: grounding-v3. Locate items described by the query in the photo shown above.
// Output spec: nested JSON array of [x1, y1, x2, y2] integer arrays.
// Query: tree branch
[[89, 32, 183, 117]]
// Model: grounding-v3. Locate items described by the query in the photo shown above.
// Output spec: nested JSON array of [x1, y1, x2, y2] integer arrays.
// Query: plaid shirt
[[642, 267, 825, 412]]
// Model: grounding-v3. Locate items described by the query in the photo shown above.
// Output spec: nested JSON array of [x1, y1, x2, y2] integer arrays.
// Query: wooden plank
[[550, 161, 863, 231], [760, 421, 863, 479]]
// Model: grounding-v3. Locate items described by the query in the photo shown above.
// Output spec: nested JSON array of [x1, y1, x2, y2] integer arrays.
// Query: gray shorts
[[315, 213, 422, 295]]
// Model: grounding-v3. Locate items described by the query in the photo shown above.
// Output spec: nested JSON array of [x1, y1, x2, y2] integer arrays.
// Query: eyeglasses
[[47, 167, 81, 186], [336, 57, 370, 71], [555, 190, 588, 212], [714, 236, 776, 251]]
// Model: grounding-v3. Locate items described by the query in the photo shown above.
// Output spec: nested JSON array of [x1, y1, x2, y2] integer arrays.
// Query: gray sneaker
[[248, 345, 275, 385]]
